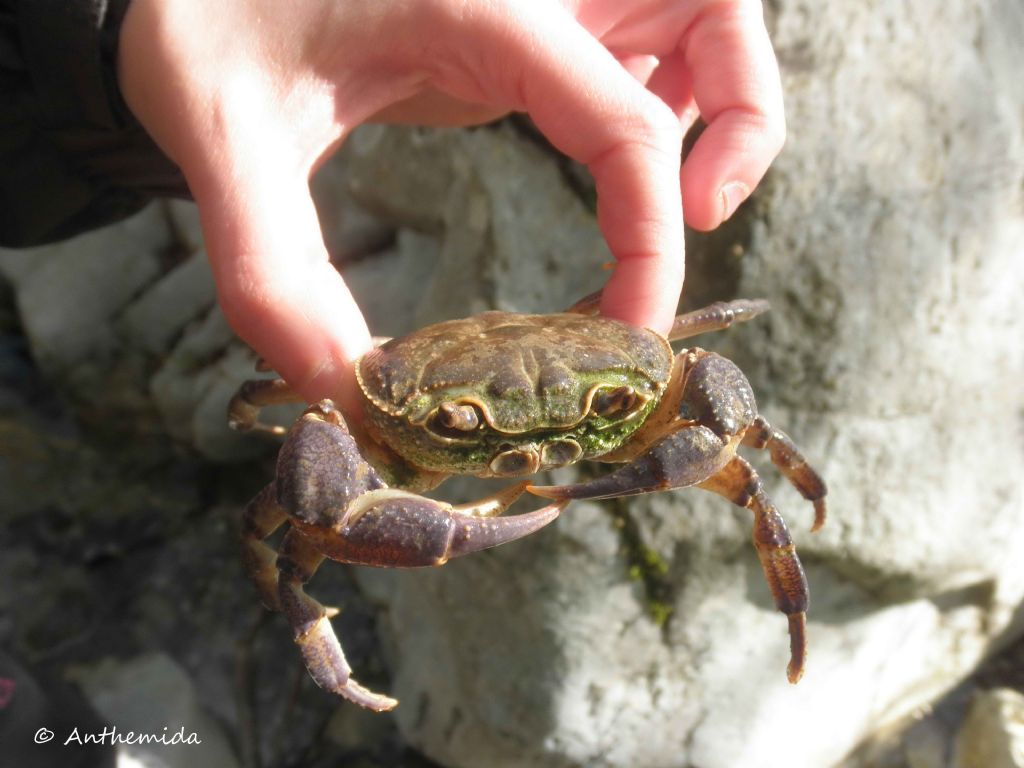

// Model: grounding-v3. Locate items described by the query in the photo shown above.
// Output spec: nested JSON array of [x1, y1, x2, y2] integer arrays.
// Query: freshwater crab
[[229, 297, 827, 711]]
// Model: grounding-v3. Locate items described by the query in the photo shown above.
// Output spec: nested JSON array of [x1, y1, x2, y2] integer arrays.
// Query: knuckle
[[635, 104, 685, 155]]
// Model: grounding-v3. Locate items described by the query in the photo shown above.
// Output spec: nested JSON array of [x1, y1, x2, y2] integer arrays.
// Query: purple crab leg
[[530, 425, 814, 685]]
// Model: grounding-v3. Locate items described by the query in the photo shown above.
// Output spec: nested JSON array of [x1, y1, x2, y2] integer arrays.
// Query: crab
[[228, 296, 827, 711]]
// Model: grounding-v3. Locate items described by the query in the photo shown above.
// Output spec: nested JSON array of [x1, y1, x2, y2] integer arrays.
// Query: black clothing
[[0, 0, 186, 247]]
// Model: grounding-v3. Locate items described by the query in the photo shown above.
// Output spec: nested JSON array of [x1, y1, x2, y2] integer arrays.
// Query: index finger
[[467, 4, 686, 333], [673, 0, 786, 230]]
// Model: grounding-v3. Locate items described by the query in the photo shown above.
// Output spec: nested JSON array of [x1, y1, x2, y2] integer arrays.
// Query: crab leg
[[242, 402, 565, 709], [246, 480, 559, 595], [698, 455, 809, 683], [530, 426, 811, 684], [231, 329, 396, 435], [743, 416, 828, 532], [278, 487, 561, 710], [246, 483, 561, 714], [228, 377, 302, 435], [667, 299, 770, 342], [563, 291, 769, 342], [240, 484, 289, 611], [276, 528, 399, 711], [277, 406, 564, 567]]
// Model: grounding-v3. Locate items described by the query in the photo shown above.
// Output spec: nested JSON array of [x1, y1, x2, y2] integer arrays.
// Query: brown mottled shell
[[357, 312, 672, 434]]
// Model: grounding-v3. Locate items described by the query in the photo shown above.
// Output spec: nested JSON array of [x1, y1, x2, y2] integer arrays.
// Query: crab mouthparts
[[488, 438, 584, 478]]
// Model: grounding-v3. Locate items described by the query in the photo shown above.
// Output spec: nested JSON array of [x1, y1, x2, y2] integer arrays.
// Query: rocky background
[[2, 1, 1023, 767]]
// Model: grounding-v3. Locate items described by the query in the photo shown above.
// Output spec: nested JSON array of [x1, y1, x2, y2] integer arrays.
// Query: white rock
[[69, 653, 239, 768], [954, 689, 1024, 768], [118, 254, 216, 357], [0, 204, 167, 377]]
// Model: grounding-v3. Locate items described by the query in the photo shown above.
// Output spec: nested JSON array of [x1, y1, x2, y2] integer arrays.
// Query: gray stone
[[164, 199, 205, 256], [324, 699, 396, 753], [345, 126, 457, 233], [311, 152, 397, 261], [905, 715, 952, 768], [345, 124, 609, 322], [341, 229, 442, 338], [0, 201, 232, 440]]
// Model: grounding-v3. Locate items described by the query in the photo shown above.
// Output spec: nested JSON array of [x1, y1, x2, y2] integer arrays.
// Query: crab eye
[[437, 401, 480, 430], [427, 401, 483, 439], [591, 386, 639, 418]]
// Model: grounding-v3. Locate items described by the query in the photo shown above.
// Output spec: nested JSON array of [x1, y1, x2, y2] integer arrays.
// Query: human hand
[[118, 0, 784, 409]]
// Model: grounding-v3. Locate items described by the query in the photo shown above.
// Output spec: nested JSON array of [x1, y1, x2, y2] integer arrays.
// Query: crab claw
[[529, 426, 730, 501], [446, 501, 565, 562], [296, 486, 565, 569]]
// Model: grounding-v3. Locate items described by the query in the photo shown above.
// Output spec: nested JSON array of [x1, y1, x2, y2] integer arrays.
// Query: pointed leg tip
[[231, 421, 288, 436], [331, 674, 399, 712], [526, 480, 624, 502], [786, 612, 807, 684], [453, 481, 531, 517], [525, 484, 563, 500], [342, 682, 399, 712], [811, 499, 827, 532], [365, 694, 400, 713]]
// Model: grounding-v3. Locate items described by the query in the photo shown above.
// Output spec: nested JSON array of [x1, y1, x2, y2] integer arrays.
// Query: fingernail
[[720, 181, 750, 222]]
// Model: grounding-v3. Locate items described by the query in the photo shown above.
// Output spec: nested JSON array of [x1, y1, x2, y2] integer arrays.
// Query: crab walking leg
[[562, 292, 771, 343], [742, 416, 829, 532], [240, 484, 289, 611], [450, 481, 532, 518], [529, 427, 810, 683], [698, 455, 809, 683], [667, 300, 771, 342], [562, 290, 603, 315], [228, 378, 302, 435], [276, 529, 399, 712]]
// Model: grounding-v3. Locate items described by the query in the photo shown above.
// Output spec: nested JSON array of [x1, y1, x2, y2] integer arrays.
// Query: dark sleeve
[[0, 0, 188, 247]]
